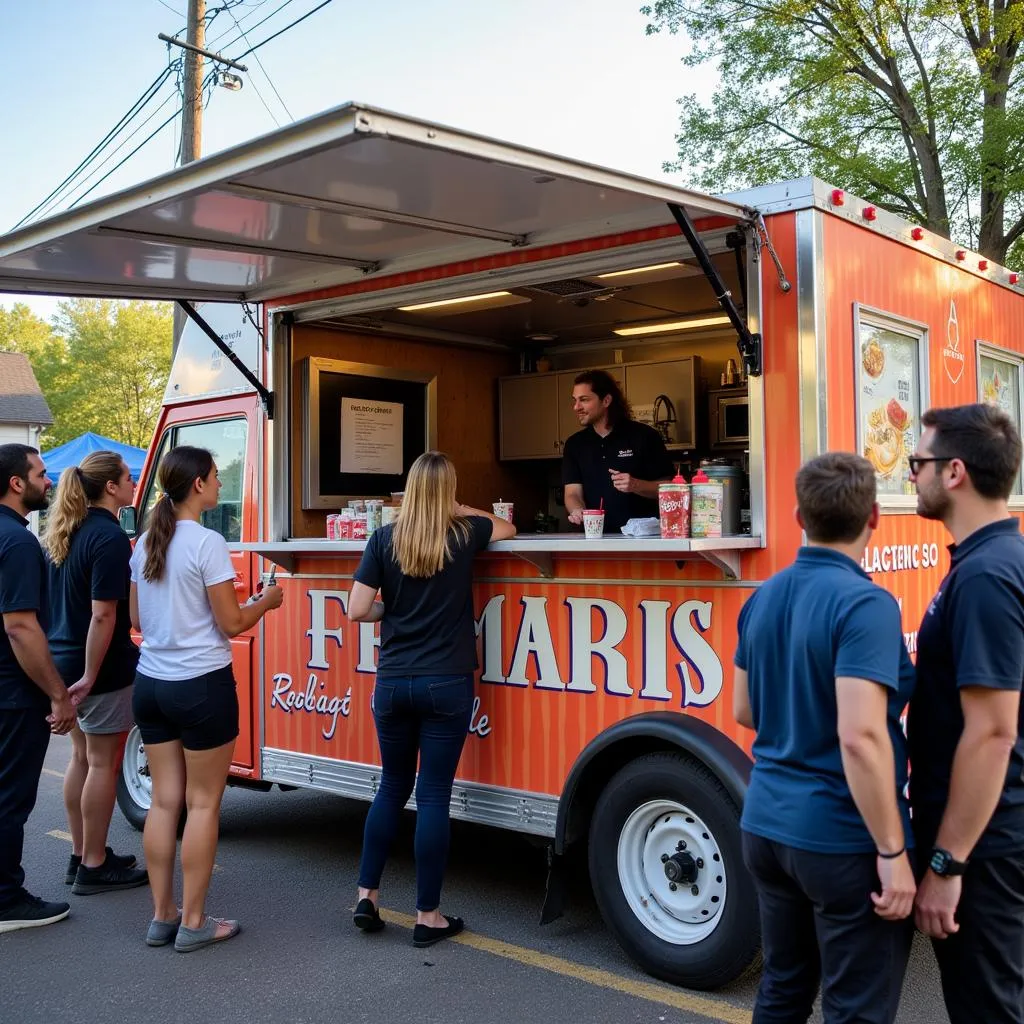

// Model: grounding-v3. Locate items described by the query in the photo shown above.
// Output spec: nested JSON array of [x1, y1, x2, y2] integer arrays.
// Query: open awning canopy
[[0, 103, 756, 304]]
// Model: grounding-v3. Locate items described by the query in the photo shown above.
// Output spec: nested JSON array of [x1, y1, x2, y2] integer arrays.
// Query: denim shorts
[[132, 665, 239, 751]]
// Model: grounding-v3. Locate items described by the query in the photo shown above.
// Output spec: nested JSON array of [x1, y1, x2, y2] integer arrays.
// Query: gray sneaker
[[72, 855, 149, 895], [0, 893, 70, 933]]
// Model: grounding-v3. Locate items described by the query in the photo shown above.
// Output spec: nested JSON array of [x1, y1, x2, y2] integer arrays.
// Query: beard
[[916, 480, 950, 521], [21, 482, 49, 513]]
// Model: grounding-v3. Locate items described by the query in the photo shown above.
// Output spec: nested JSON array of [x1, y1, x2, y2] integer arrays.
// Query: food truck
[[2, 104, 1023, 990]]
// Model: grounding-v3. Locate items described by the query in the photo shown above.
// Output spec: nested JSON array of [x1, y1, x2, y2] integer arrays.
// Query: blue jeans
[[357, 673, 473, 912]]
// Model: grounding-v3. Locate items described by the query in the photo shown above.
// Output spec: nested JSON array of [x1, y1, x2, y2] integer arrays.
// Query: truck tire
[[588, 751, 760, 990], [116, 725, 151, 831]]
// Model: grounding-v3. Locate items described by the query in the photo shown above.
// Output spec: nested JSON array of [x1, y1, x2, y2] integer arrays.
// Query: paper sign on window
[[340, 398, 403, 475]]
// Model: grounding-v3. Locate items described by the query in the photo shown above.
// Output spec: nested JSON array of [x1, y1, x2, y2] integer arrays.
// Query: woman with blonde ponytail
[[44, 451, 147, 895], [347, 451, 515, 946]]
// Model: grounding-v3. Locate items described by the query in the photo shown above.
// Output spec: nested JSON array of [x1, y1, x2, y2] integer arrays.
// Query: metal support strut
[[177, 300, 275, 419], [667, 203, 762, 378]]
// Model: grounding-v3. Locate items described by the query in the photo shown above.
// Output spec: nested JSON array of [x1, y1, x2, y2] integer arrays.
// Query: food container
[[492, 501, 514, 522], [326, 514, 341, 539], [582, 510, 605, 538], [339, 510, 353, 538], [689, 469, 724, 539], [381, 504, 398, 526], [658, 474, 691, 539], [366, 500, 383, 534], [351, 512, 368, 540], [348, 499, 366, 513], [700, 460, 745, 536]]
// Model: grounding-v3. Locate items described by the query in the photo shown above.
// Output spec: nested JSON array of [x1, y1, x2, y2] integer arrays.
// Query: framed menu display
[[854, 306, 929, 501], [977, 342, 1024, 496]]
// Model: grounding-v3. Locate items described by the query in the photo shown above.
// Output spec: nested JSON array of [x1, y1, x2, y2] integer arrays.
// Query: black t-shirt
[[561, 419, 674, 533], [47, 507, 138, 695], [0, 504, 50, 711], [354, 516, 493, 676], [908, 518, 1024, 858]]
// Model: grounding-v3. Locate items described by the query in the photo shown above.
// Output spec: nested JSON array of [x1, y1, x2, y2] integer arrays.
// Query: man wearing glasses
[[907, 403, 1024, 1024]]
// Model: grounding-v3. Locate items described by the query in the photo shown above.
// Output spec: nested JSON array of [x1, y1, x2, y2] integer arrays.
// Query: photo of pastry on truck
[[1, 102, 1022, 989]]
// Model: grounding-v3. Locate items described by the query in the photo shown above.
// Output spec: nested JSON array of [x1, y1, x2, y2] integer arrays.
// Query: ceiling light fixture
[[597, 262, 683, 279], [397, 291, 518, 312], [613, 315, 732, 337]]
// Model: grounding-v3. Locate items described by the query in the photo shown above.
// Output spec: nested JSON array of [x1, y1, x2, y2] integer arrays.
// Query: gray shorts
[[77, 686, 134, 735]]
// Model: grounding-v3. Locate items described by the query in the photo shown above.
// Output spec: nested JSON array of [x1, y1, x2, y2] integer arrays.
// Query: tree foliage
[[0, 300, 172, 448], [643, 0, 1024, 263]]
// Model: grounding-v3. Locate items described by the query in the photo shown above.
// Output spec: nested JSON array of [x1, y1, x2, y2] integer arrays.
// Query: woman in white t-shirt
[[129, 445, 283, 952]]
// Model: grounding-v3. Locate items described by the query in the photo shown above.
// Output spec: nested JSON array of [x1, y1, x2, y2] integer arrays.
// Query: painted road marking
[[46, 830, 73, 842], [42, 768, 65, 779], [377, 907, 752, 1024]]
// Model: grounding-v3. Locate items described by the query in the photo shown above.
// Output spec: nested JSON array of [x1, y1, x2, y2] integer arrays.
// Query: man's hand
[[871, 851, 916, 920], [66, 676, 95, 707], [609, 469, 636, 493], [915, 871, 962, 938], [47, 694, 76, 735], [567, 509, 584, 525]]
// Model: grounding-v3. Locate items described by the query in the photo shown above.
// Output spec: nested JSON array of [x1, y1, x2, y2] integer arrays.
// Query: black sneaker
[[65, 847, 137, 885], [0, 893, 71, 933], [72, 855, 149, 896]]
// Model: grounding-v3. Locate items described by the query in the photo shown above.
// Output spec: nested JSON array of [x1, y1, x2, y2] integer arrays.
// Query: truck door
[[133, 395, 260, 770]]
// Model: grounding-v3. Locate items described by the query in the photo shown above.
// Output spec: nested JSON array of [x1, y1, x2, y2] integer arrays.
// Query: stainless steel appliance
[[707, 385, 749, 450]]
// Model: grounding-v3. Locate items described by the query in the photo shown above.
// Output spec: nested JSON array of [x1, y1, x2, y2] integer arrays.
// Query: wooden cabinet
[[498, 374, 561, 459], [499, 357, 700, 460]]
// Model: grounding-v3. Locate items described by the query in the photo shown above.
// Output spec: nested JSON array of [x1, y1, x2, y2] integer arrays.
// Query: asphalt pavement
[[2, 736, 950, 1024]]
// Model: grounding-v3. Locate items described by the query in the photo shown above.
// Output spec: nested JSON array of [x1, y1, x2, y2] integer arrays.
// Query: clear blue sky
[[0, 0, 712, 319]]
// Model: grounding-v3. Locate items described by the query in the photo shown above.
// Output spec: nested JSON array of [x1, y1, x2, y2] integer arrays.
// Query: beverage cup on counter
[[381, 504, 398, 526], [492, 501, 514, 522], [582, 509, 605, 538]]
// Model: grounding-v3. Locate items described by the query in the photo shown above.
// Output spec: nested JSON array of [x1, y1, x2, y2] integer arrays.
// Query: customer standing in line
[[130, 446, 283, 952], [734, 452, 916, 1024], [348, 451, 515, 947], [43, 452, 148, 895], [0, 444, 76, 933], [907, 404, 1024, 1024]]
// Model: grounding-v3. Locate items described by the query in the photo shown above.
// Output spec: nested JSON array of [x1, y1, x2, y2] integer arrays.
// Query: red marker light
[[911, 227, 925, 241], [862, 206, 877, 221], [979, 259, 989, 271], [1011, 273, 1020, 285], [955, 250, 967, 261], [831, 189, 845, 206]]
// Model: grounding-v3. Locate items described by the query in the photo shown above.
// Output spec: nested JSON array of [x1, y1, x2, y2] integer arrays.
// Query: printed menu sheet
[[858, 323, 922, 496], [980, 351, 1023, 493], [340, 398, 403, 475]]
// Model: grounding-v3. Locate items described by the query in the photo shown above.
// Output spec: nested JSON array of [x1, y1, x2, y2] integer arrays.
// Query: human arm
[[563, 484, 585, 524], [66, 599, 117, 704], [348, 580, 384, 623], [129, 583, 141, 632], [455, 503, 516, 542], [732, 668, 753, 729], [3, 611, 75, 733], [608, 472, 668, 499], [207, 579, 283, 637]]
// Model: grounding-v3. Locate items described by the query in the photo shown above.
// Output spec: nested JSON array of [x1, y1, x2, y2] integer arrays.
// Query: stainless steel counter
[[239, 533, 763, 580]]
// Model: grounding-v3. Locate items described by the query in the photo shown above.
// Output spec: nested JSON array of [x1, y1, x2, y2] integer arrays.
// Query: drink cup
[[492, 501, 514, 522], [582, 510, 605, 538]]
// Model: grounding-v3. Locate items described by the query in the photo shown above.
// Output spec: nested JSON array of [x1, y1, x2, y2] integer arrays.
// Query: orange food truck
[[2, 104, 1023, 990]]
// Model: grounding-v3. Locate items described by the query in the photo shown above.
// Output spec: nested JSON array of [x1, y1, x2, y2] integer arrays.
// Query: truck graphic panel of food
[[862, 338, 885, 378]]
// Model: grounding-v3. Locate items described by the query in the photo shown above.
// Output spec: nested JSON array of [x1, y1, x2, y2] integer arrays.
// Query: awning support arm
[[177, 300, 275, 419], [667, 203, 762, 378]]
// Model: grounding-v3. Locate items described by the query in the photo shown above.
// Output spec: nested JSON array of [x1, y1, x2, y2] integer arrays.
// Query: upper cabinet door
[[499, 375, 560, 459], [624, 358, 698, 448]]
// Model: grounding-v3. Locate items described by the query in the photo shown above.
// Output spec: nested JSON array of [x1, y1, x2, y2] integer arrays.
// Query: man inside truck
[[562, 369, 673, 532]]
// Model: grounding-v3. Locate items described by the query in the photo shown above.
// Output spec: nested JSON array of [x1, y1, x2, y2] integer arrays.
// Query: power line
[[233, 0, 333, 59], [209, 0, 297, 48], [226, 2, 293, 120], [154, 0, 183, 13]]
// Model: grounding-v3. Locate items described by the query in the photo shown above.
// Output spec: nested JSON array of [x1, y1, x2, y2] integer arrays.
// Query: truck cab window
[[137, 417, 248, 542]]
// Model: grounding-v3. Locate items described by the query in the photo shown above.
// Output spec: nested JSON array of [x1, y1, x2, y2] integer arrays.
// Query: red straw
[[599, 497, 604, 511]]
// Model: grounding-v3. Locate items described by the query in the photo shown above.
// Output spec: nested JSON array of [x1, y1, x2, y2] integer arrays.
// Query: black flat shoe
[[353, 898, 384, 933], [412, 914, 464, 948]]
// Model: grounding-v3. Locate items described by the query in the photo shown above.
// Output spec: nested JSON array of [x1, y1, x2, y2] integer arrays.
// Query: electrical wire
[[153, 0, 182, 14], [209, 0, 298, 49], [232, 0, 333, 59], [226, 2, 293, 120]]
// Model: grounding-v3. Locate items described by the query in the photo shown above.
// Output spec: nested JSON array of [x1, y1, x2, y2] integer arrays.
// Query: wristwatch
[[929, 847, 968, 877]]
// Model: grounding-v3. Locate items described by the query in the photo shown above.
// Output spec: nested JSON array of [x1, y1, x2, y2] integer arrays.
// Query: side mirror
[[119, 506, 138, 537]]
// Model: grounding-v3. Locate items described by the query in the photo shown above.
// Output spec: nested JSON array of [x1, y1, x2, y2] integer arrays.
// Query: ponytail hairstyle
[[143, 445, 214, 583], [43, 451, 126, 566], [391, 451, 470, 577]]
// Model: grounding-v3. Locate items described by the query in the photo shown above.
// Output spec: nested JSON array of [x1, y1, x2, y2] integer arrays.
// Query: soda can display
[[351, 512, 368, 540], [339, 510, 353, 539], [326, 514, 341, 539]]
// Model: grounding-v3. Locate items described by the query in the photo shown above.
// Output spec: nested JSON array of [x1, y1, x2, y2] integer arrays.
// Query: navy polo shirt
[[736, 546, 915, 853], [908, 518, 1024, 858], [0, 504, 50, 711], [561, 419, 673, 532], [47, 508, 138, 695]]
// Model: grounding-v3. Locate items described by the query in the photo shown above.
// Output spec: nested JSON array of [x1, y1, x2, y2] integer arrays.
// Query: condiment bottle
[[690, 468, 724, 539], [658, 468, 691, 539]]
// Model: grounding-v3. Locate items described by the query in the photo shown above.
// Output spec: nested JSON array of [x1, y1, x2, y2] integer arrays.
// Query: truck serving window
[[977, 342, 1024, 497], [138, 417, 248, 542]]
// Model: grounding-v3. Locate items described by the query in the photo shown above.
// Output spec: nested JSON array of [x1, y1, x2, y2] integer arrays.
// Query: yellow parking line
[[41, 768, 65, 779], [376, 908, 752, 1024], [47, 830, 73, 842]]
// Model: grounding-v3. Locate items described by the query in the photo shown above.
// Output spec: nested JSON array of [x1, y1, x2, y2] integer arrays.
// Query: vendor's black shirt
[[47, 508, 138, 694], [0, 504, 49, 711], [561, 419, 673, 532], [908, 518, 1024, 858], [354, 516, 493, 676]]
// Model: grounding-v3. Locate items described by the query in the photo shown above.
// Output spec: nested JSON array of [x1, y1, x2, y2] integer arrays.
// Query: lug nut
[[676, 841, 686, 850], [669, 883, 677, 891], [661, 854, 669, 863], [696, 858, 704, 869], [691, 885, 700, 896]]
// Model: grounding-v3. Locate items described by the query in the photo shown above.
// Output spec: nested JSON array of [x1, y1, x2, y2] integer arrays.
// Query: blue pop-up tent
[[41, 432, 147, 483]]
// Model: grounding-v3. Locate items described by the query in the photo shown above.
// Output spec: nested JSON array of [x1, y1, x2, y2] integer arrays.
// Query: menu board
[[858, 321, 923, 496], [980, 350, 1023, 494], [340, 398, 403, 475]]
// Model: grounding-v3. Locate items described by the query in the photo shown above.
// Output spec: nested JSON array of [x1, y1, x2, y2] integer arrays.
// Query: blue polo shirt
[[908, 517, 1024, 858], [0, 504, 50, 711], [736, 546, 915, 853]]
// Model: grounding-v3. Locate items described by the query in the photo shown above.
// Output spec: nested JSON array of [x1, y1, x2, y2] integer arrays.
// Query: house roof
[[0, 352, 54, 425]]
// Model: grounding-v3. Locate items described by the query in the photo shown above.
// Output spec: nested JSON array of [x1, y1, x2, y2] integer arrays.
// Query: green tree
[[643, 0, 1024, 263], [0, 300, 172, 447]]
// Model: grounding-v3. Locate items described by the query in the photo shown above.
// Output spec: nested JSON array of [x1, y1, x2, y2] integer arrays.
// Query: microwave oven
[[707, 386, 749, 449]]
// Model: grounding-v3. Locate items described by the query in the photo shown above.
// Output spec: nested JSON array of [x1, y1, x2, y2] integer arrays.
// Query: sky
[[0, 0, 712, 322]]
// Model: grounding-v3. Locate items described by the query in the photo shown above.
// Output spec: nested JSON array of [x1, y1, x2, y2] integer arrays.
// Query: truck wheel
[[588, 752, 760, 990], [116, 725, 151, 831]]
